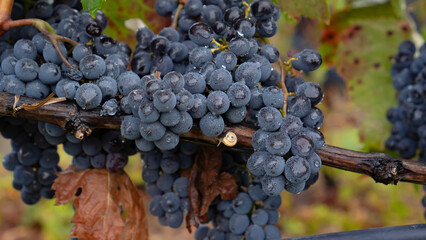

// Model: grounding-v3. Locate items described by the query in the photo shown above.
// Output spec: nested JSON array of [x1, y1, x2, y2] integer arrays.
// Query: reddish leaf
[[52, 167, 148, 240], [186, 147, 238, 232]]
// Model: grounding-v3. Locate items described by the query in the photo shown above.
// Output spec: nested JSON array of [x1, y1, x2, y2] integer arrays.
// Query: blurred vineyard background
[[1, 0, 426, 239]]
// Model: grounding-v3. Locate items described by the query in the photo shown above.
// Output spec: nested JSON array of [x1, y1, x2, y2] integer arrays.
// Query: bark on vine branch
[[1, 92, 426, 185]]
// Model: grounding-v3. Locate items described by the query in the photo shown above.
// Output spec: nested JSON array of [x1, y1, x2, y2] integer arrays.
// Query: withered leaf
[[52, 167, 148, 240], [186, 147, 238, 232]]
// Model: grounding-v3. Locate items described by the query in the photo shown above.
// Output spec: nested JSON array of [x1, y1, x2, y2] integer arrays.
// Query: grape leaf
[[81, 0, 106, 17], [52, 167, 148, 240], [320, 0, 412, 150], [280, 0, 330, 24], [186, 147, 238, 232]]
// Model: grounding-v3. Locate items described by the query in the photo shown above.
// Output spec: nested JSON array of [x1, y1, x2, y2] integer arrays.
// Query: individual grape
[[140, 121, 166, 141], [303, 107, 324, 129], [153, 89, 177, 112], [25, 80, 49, 99], [189, 47, 213, 68], [291, 134, 315, 157], [279, 116, 303, 139], [296, 82, 324, 106], [284, 156, 311, 184], [72, 44, 92, 62], [169, 111, 193, 134], [303, 128, 325, 150], [13, 165, 35, 185], [261, 175, 285, 196], [291, 49, 323, 72], [149, 195, 165, 216], [224, 7, 244, 25], [287, 96, 311, 118], [145, 79, 164, 99], [173, 177, 189, 197], [285, 75, 305, 92], [245, 225, 265, 240], [14, 39, 37, 60], [251, 0, 274, 20], [15, 58, 39, 81], [194, 225, 210, 240], [163, 71, 184, 93], [225, 106, 247, 124], [214, 51, 237, 71], [247, 151, 271, 176], [43, 42, 67, 64], [264, 225, 281, 240], [154, 130, 179, 150], [32, 33, 47, 53], [188, 22, 214, 46], [262, 69, 281, 86], [63, 141, 82, 156], [248, 183, 267, 201], [117, 71, 143, 96], [256, 18, 278, 37], [184, 72, 206, 94], [249, 85, 264, 110], [260, 44, 279, 63], [90, 153, 106, 168], [166, 210, 184, 228], [234, 19, 256, 38], [228, 37, 250, 57], [136, 27, 154, 48], [207, 91, 230, 115], [106, 152, 128, 171], [200, 5, 223, 25], [2, 152, 19, 171], [1, 56, 17, 75], [121, 116, 141, 140], [96, 76, 118, 99], [176, 89, 195, 111], [62, 80, 80, 100], [200, 112, 225, 137], [139, 101, 160, 123], [21, 190, 41, 205], [17, 143, 40, 166], [248, 55, 272, 82], [160, 192, 181, 213], [79, 54, 106, 79], [39, 63, 61, 84], [227, 82, 251, 107], [229, 214, 250, 234], [142, 167, 160, 183], [306, 153, 322, 175], [151, 55, 173, 77], [160, 109, 180, 127], [150, 36, 170, 55], [75, 83, 102, 110], [397, 138, 417, 159], [263, 155, 285, 177], [82, 135, 102, 156], [235, 62, 262, 87], [262, 86, 284, 109], [285, 181, 306, 194], [257, 107, 282, 131], [131, 51, 152, 76], [208, 68, 233, 91]]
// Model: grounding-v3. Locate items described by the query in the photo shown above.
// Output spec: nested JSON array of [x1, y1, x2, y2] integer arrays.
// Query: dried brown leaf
[[52, 167, 148, 240], [186, 147, 238, 232]]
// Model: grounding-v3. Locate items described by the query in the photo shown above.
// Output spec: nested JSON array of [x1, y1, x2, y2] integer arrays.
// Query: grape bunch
[[144, 145, 196, 228], [0, 116, 61, 204], [385, 40, 426, 218], [386, 40, 426, 160], [0, 0, 131, 116]]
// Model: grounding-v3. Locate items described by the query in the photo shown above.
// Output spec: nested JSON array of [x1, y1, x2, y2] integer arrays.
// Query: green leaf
[[332, 18, 411, 150], [81, 0, 106, 17], [280, 0, 330, 24]]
